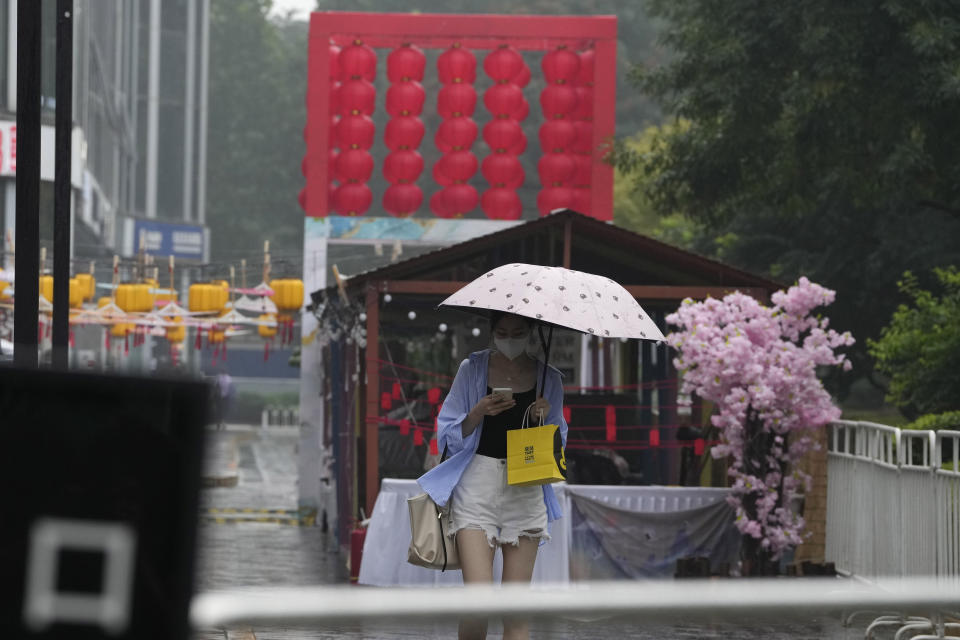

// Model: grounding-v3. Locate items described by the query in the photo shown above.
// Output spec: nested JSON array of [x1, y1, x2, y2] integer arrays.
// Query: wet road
[[192, 426, 880, 639]]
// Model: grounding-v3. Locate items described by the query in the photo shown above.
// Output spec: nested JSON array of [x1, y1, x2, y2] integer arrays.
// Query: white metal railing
[[826, 420, 960, 583], [190, 578, 960, 629], [261, 405, 299, 428]]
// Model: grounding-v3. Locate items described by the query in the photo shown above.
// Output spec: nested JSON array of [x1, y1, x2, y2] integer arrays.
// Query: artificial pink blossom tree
[[667, 277, 854, 574]]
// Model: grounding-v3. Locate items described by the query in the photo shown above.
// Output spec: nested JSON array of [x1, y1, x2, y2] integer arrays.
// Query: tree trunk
[[740, 409, 780, 576]]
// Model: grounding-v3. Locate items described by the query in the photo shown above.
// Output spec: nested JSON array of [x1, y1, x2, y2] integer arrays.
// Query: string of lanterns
[[303, 39, 598, 220]]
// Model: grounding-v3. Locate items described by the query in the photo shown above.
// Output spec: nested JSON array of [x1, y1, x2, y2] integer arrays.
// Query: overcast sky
[[269, 0, 314, 20]]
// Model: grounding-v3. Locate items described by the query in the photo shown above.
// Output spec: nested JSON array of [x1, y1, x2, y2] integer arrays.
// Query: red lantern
[[432, 152, 478, 187], [540, 84, 578, 118], [435, 117, 478, 152], [328, 44, 340, 79], [437, 45, 476, 84], [513, 98, 530, 122], [329, 81, 341, 116], [387, 44, 426, 82], [571, 154, 592, 186], [429, 190, 450, 217], [483, 46, 524, 83], [338, 41, 376, 81], [383, 183, 423, 217], [384, 116, 424, 151], [512, 64, 532, 88], [437, 84, 477, 118], [338, 79, 375, 116], [572, 121, 594, 154], [482, 119, 525, 154], [483, 83, 524, 117], [383, 150, 424, 183], [537, 153, 576, 185], [328, 116, 338, 148], [481, 154, 524, 188], [577, 49, 595, 86], [538, 119, 577, 152], [536, 186, 574, 216], [385, 81, 426, 117], [336, 115, 375, 150], [542, 46, 580, 85], [481, 187, 523, 220], [334, 149, 374, 183], [570, 87, 593, 120], [440, 184, 479, 217], [571, 187, 591, 214], [334, 183, 372, 216]]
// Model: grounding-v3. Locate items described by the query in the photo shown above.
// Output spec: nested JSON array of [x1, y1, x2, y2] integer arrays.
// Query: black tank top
[[476, 386, 538, 459]]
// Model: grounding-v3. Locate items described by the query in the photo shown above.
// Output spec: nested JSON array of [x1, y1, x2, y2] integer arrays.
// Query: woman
[[417, 311, 568, 640]]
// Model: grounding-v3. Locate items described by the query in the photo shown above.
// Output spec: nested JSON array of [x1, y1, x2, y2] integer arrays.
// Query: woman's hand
[[462, 393, 516, 436], [527, 397, 551, 424], [472, 393, 516, 418]]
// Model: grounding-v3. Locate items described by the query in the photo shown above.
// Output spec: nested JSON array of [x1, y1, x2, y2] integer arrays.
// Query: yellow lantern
[[116, 283, 153, 312], [97, 296, 112, 308], [270, 278, 304, 312], [110, 322, 135, 338], [39, 275, 54, 302], [75, 273, 96, 301], [68, 277, 84, 308], [207, 327, 226, 344], [165, 316, 186, 343], [188, 283, 226, 313], [0, 284, 10, 302], [258, 313, 278, 339]]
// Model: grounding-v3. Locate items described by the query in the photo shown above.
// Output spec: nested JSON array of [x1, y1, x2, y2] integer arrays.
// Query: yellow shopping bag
[[507, 406, 567, 487]]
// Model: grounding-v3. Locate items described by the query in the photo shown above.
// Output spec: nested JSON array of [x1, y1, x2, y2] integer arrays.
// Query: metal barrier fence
[[826, 421, 960, 583], [261, 405, 299, 428]]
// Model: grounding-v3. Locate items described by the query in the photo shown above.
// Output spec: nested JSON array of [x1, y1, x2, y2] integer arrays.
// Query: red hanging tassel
[[105, 330, 110, 350], [413, 427, 423, 446], [649, 428, 660, 447], [69, 329, 75, 348], [195, 327, 202, 350], [391, 382, 403, 400], [37, 321, 43, 338], [429, 438, 439, 456], [563, 406, 572, 425], [263, 340, 270, 362], [381, 392, 392, 411], [605, 405, 617, 442], [693, 438, 705, 456], [427, 387, 442, 405], [398, 419, 411, 436], [124, 330, 130, 356]]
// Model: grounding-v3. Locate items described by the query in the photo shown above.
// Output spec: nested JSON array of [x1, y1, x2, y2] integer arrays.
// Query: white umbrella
[[439, 263, 665, 341], [440, 263, 665, 396]]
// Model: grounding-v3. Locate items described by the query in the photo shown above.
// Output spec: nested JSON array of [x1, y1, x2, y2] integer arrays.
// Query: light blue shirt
[[417, 349, 568, 522]]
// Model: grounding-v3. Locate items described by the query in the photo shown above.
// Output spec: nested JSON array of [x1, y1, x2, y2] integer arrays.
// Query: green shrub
[[904, 410, 960, 432]]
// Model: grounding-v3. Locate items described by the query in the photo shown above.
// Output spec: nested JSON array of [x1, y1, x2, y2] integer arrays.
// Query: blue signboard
[[127, 219, 206, 261]]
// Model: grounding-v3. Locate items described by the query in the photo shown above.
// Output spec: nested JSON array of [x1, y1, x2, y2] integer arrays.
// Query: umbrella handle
[[536, 324, 554, 400]]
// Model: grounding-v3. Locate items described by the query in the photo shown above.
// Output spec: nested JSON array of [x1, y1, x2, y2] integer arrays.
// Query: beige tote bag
[[407, 493, 460, 571]]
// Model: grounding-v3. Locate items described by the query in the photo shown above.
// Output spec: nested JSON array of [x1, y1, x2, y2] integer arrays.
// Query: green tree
[[207, 0, 307, 265], [868, 268, 960, 419], [615, 0, 960, 385]]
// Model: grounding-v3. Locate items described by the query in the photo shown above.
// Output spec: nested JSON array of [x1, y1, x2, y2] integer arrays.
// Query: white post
[[145, 0, 161, 219], [196, 0, 210, 225], [182, 0, 197, 222]]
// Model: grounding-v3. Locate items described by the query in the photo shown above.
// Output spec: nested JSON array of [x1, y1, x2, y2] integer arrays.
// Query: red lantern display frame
[[304, 12, 617, 220]]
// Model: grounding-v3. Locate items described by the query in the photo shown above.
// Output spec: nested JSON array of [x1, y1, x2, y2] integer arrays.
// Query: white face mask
[[494, 335, 528, 360]]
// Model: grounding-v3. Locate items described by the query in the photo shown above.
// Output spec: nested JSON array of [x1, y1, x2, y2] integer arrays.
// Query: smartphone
[[491, 387, 513, 401]]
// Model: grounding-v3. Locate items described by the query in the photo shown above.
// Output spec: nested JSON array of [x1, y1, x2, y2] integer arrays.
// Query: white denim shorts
[[447, 454, 549, 548]]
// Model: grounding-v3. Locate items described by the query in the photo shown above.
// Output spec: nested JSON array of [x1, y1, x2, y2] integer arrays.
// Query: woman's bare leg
[[457, 529, 496, 640], [500, 535, 539, 640]]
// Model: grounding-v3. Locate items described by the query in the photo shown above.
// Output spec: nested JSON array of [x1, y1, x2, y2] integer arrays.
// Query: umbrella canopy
[[439, 263, 666, 342]]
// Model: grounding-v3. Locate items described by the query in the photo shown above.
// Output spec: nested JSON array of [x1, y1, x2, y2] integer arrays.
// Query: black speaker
[[0, 367, 209, 639]]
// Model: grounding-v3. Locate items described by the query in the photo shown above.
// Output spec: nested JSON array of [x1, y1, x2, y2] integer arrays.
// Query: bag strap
[[520, 402, 544, 430]]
